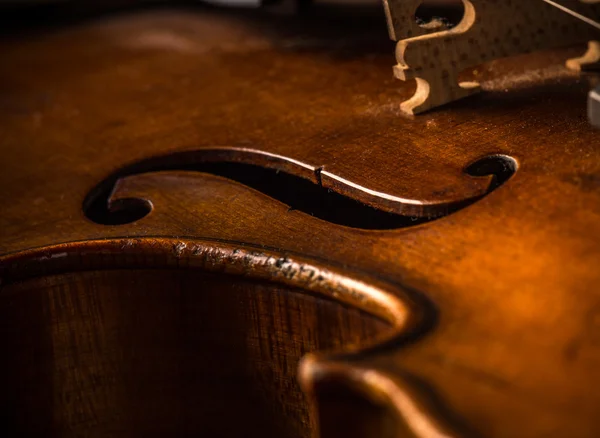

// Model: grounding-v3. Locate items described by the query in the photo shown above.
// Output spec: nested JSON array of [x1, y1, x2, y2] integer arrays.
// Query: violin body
[[1, 5, 600, 438]]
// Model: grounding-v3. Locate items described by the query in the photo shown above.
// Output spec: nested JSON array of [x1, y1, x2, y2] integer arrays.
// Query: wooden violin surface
[[1, 5, 600, 438]]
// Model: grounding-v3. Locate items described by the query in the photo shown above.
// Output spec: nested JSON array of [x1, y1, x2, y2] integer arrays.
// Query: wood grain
[[2, 5, 600, 438], [1, 269, 390, 437]]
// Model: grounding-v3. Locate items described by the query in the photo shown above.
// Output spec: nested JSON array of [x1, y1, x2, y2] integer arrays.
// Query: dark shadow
[[0, 278, 55, 437], [0, 0, 393, 59], [0, 268, 392, 438]]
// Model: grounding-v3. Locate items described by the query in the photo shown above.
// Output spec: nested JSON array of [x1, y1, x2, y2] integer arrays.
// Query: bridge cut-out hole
[[84, 151, 516, 230], [415, 0, 465, 30]]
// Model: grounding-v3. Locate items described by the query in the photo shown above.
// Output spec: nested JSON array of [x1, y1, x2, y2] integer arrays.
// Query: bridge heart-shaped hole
[[415, 0, 465, 30]]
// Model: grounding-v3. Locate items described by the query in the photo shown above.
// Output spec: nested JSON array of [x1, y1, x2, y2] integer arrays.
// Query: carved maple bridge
[[1, 4, 600, 438], [383, 0, 600, 113]]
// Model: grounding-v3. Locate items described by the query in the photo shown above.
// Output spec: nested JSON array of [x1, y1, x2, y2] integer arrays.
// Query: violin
[[1, 2, 599, 437]]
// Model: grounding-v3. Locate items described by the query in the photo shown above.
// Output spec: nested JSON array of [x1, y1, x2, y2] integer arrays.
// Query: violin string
[[542, 0, 600, 30]]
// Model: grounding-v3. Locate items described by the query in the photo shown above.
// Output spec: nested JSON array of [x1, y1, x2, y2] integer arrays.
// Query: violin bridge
[[383, 0, 600, 115]]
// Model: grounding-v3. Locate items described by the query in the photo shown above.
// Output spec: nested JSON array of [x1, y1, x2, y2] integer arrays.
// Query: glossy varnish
[[1, 5, 600, 438]]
